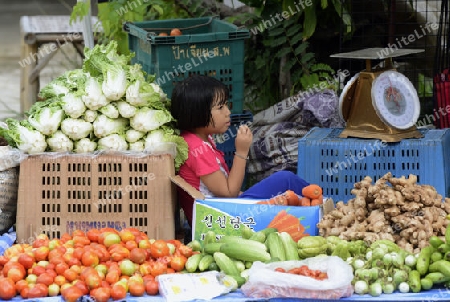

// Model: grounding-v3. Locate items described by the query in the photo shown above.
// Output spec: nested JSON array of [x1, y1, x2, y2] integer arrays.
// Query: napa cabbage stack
[[0, 41, 188, 169]]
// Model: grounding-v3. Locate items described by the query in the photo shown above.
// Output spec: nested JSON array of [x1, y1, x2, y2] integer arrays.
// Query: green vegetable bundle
[[0, 41, 188, 169]]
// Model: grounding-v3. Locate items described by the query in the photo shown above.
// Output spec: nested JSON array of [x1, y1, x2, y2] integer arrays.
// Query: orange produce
[[128, 280, 145, 297], [299, 197, 311, 206], [90, 287, 111, 302], [110, 284, 127, 300], [129, 247, 147, 264], [150, 240, 170, 258], [170, 28, 182, 36], [284, 190, 300, 206], [81, 250, 100, 267], [0, 227, 207, 301], [170, 255, 187, 272], [145, 279, 159, 295], [311, 195, 324, 206], [301, 184, 323, 199], [61, 285, 84, 302]]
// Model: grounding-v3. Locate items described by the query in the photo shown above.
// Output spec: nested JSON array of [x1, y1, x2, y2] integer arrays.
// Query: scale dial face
[[371, 70, 420, 130]]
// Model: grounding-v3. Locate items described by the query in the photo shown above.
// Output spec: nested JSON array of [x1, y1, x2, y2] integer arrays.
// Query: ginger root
[[318, 172, 447, 251]]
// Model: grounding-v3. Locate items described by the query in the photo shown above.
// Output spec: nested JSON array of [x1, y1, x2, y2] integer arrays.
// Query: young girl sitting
[[170, 75, 310, 226]]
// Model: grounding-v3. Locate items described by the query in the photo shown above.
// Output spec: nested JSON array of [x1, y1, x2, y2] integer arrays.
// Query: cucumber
[[241, 226, 254, 239], [416, 246, 433, 276], [259, 227, 278, 236], [203, 243, 224, 255], [204, 231, 217, 245], [198, 254, 214, 271], [420, 278, 433, 290], [185, 253, 204, 273], [249, 231, 266, 243], [430, 236, 445, 249], [213, 252, 240, 276], [266, 232, 286, 261], [408, 270, 421, 293]]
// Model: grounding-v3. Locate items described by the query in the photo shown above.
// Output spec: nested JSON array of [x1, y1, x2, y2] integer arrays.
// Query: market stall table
[[1, 289, 450, 301]]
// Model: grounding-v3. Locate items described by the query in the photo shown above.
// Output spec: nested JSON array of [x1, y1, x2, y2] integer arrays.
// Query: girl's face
[[206, 96, 231, 134]]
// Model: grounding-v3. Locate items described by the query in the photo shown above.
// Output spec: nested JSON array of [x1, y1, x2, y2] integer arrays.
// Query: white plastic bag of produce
[[158, 271, 237, 302], [241, 255, 354, 299], [0, 146, 27, 172]]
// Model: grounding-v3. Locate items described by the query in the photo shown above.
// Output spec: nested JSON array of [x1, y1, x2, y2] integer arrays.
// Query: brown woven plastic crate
[[16, 153, 176, 243]]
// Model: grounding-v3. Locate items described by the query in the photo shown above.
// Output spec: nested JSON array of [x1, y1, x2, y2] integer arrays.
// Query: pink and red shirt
[[177, 131, 230, 225]]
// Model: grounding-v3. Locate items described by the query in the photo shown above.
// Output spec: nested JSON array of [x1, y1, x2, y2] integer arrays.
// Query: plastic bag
[[0, 146, 27, 172], [158, 271, 237, 302], [241, 255, 354, 299]]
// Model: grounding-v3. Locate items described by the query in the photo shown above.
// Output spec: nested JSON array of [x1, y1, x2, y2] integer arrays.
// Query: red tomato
[[15, 279, 28, 294], [36, 272, 54, 286], [110, 284, 127, 300], [151, 261, 167, 277], [170, 255, 187, 272], [73, 280, 89, 295], [63, 269, 79, 283], [28, 285, 47, 298], [129, 247, 147, 264], [128, 280, 145, 297], [62, 286, 84, 302], [20, 287, 29, 299], [105, 270, 120, 285], [90, 287, 111, 302], [0, 256, 9, 266], [7, 265, 26, 283], [177, 245, 193, 258], [86, 229, 101, 242], [145, 280, 159, 295], [81, 250, 100, 267], [18, 253, 35, 269], [274, 267, 286, 273], [150, 240, 169, 258]]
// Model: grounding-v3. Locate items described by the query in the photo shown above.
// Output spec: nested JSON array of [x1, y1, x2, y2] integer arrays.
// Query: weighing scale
[[331, 48, 425, 142]]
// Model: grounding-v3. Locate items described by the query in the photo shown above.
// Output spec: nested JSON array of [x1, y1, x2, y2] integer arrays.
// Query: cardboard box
[[171, 175, 334, 243], [16, 153, 176, 243]]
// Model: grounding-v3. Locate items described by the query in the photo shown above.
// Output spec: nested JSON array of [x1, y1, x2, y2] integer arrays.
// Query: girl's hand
[[235, 124, 252, 156]]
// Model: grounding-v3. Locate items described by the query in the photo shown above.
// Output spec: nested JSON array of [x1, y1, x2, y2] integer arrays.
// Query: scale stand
[[331, 48, 425, 142]]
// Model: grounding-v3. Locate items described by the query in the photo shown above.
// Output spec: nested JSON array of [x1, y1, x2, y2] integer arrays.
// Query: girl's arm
[[200, 125, 252, 197]]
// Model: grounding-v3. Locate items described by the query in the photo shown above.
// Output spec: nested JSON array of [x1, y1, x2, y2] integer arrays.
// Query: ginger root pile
[[318, 172, 450, 254]]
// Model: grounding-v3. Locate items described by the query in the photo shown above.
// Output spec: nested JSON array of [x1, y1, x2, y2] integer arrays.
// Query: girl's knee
[[274, 170, 309, 188]]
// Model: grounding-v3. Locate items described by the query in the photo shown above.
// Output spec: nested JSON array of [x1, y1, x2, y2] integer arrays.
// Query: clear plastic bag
[[0, 146, 27, 172], [241, 255, 354, 299]]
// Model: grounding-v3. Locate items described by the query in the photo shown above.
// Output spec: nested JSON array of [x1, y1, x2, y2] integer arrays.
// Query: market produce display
[[318, 172, 450, 253], [0, 41, 188, 169], [1, 176, 450, 300], [0, 228, 195, 301]]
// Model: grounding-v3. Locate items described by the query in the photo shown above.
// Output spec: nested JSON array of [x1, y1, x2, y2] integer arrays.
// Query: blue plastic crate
[[215, 111, 253, 169], [297, 127, 450, 203]]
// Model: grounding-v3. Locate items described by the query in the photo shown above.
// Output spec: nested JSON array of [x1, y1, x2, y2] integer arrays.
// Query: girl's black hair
[[170, 75, 229, 131]]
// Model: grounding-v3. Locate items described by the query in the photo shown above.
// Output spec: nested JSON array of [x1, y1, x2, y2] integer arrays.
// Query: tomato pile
[[274, 265, 328, 280], [0, 227, 194, 301]]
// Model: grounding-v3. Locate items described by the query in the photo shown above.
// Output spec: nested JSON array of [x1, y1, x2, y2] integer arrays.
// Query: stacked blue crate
[[297, 127, 450, 203]]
